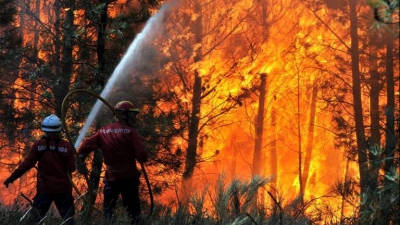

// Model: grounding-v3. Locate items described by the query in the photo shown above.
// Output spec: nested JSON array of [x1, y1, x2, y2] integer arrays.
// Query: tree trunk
[[83, 0, 109, 217], [349, 0, 368, 206], [368, 29, 380, 193], [96, 0, 108, 87], [81, 149, 103, 222], [384, 25, 395, 179], [382, 24, 396, 225], [301, 81, 318, 192], [269, 107, 278, 205], [296, 71, 304, 202], [252, 73, 267, 206], [53, 0, 61, 90], [340, 157, 350, 222], [32, 0, 40, 63], [181, 0, 203, 206], [183, 0, 202, 180], [252, 73, 267, 176], [55, 0, 75, 116]]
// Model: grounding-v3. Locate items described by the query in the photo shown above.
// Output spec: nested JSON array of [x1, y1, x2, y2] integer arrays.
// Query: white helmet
[[41, 114, 62, 132]]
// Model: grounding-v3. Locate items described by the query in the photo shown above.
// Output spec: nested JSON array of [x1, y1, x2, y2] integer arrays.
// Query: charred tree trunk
[[384, 26, 396, 179], [184, 71, 201, 180], [183, 0, 202, 181], [269, 107, 278, 205], [340, 157, 350, 222], [54, 0, 61, 95], [382, 25, 396, 224], [367, 30, 380, 193], [252, 73, 267, 206], [82, 0, 109, 217], [81, 149, 103, 222], [301, 81, 318, 192], [96, 0, 108, 87], [349, 0, 368, 207], [252, 73, 267, 176], [296, 71, 304, 203], [55, 0, 75, 116], [32, 0, 40, 63]]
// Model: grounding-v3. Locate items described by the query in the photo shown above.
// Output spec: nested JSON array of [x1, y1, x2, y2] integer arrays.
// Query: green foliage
[[213, 175, 269, 222], [333, 145, 400, 224], [359, 166, 399, 224], [368, 0, 399, 24]]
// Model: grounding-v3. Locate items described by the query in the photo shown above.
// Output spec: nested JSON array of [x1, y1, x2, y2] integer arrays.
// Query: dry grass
[[3, 172, 398, 225]]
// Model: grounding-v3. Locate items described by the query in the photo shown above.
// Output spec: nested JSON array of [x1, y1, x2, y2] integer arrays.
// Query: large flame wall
[[1, 0, 398, 222]]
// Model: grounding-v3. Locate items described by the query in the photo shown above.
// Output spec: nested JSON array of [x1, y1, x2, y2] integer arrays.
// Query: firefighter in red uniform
[[76, 101, 148, 225], [3, 114, 76, 225]]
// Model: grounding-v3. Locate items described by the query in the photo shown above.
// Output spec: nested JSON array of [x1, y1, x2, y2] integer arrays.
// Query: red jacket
[[78, 122, 148, 181], [10, 134, 76, 193]]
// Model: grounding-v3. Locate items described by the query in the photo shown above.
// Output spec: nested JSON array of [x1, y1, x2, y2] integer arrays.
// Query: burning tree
[[147, 0, 265, 205], [307, 0, 399, 223], [0, 0, 398, 224]]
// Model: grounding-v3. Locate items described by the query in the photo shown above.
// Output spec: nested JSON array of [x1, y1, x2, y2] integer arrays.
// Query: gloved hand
[[4, 176, 15, 188], [76, 159, 88, 175]]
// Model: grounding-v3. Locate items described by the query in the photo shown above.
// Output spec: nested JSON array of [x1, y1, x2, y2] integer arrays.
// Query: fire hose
[[61, 89, 153, 219]]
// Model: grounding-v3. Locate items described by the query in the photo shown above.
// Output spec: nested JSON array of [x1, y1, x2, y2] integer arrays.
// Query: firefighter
[[76, 100, 148, 225], [3, 114, 76, 225]]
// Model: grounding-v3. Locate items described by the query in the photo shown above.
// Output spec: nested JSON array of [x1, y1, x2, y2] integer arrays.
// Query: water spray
[[61, 89, 153, 219], [58, 2, 177, 219], [74, 1, 174, 150]]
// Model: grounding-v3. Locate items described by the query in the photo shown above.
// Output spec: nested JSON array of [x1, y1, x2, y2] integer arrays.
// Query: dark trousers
[[103, 177, 141, 224], [31, 192, 75, 225]]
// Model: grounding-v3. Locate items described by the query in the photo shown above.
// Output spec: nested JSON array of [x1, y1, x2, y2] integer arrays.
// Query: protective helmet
[[41, 114, 62, 132], [114, 101, 139, 113]]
